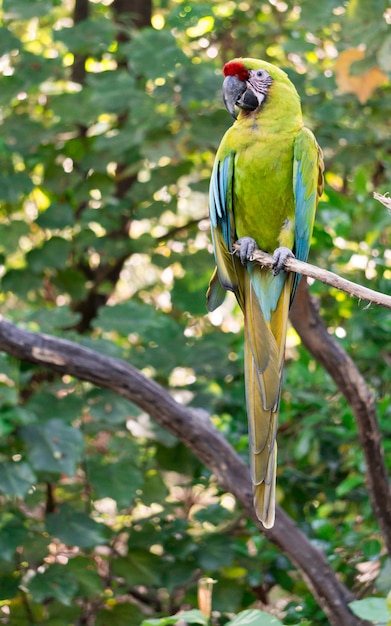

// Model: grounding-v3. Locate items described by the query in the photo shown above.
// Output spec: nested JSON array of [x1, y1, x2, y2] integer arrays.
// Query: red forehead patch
[[223, 61, 249, 82]]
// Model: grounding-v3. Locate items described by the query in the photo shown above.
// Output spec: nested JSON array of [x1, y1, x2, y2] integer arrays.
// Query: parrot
[[207, 58, 324, 529]]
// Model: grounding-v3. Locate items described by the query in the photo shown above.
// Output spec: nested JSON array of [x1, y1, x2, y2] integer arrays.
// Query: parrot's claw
[[235, 237, 258, 265], [272, 246, 294, 275]]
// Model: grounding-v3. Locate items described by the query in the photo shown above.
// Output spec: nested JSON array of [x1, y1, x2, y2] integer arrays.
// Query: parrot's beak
[[223, 75, 260, 119], [222, 75, 247, 119]]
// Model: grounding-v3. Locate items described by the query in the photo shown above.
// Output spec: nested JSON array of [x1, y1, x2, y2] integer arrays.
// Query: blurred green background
[[0, 0, 390, 624]]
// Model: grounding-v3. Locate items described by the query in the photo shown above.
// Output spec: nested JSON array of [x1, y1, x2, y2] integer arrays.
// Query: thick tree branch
[[290, 280, 391, 558], [232, 243, 391, 309], [0, 316, 369, 626]]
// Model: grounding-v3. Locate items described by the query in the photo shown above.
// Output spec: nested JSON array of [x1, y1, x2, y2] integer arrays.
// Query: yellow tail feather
[[243, 270, 293, 528], [253, 441, 277, 529]]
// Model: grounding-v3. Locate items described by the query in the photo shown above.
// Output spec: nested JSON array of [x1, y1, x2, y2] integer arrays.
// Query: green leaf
[[112, 551, 162, 586], [141, 609, 209, 626], [65, 557, 103, 598], [0, 27, 21, 56], [2, 269, 43, 298], [363, 539, 382, 561], [0, 518, 29, 562], [378, 36, 391, 73], [124, 29, 187, 81], [50, 90, 95, 126], [194, 503, 234, 526], [0, 221, 30, 253], [1, 598, 45, 623], [3, 0, 54, 19], [0, 385, 19, 407], [0, 461, 36, 498], [28, 563, 78, 606], [141, 618, 182, 626], [349, 598, 390, 622], [171, 275, 210, 316], [46, 504, 107, 549], [377, 559, 391, 594], [94, 300, 181, 343], [20, 419, 84, 476], [24, 392, 84, 425], [140, 469, 169, 506], [86, 388, 140, 426], [25, 306, 81, 333], [87, 457, 143, 508], [197, 534, 234, 570], [0, 172, 33, 202], [178, 610, 208, 625], [0, 572, 20, 600], [96, 602, 144, 626], [155, 441, 200, 474], [0, 406, 36, 428], [0, 416, 14, 437], [226, 609, 285, 626], [336, 475, 364, 497], [162, 561, 196, 593], [88, 70, 135, 115], [53, 18, 116, 55], [34, 601, 82, 626], [21, 531, 51, 566], [53, 268, 88, 300], [27, 237, 72, 273], [212, 579, 245, 614], [36, 202, 75, 230]]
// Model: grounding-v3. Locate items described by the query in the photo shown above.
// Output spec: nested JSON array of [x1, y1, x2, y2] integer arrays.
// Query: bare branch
[[0, 315, 369, 626], [232, 242, 391, 310], [374, 191, 391, 211]]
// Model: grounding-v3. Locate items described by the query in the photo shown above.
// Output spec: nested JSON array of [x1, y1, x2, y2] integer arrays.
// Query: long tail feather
[[243, 269, 293, 528]]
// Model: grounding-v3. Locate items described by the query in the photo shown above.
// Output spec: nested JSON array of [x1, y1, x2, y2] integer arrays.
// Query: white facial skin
[[246, 69, 273, 107]]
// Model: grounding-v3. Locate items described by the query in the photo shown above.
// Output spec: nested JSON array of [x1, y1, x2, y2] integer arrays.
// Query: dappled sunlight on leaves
[[0, 0, 390, 624]]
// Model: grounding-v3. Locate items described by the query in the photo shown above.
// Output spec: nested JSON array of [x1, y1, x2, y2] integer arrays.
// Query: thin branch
[[0, 316, 369, 626], [374, 192, 391, 211], [232, 243, 391, 310], [156, 218, 203, 242], [290, 280, 391, 558]]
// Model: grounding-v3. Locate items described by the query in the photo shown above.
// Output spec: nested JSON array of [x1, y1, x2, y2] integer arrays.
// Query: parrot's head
[[222, 58, 298, 119]]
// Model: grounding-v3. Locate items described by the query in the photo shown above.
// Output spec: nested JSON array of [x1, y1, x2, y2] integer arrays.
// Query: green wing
[[207, 151, 245, 311], [292, 127, 324, 299]]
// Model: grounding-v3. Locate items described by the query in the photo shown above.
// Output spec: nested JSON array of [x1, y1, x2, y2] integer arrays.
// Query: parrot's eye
[[257, 70, 264, 77]]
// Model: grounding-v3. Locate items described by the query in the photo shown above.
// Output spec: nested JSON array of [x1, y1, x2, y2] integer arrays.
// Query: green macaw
[[207, 58, 324, 529]]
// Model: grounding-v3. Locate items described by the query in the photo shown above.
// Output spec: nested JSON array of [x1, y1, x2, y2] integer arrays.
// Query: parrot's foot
[[235, 237, 258, 265], [272, 246, 294, 275]]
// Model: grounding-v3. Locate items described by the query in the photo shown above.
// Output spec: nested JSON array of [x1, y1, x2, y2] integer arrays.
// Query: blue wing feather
[[292, 128, 323, 300], [209, 159, 222, 226], [219, 158, 228, 217], [207, 152, 242, 307], [248, 263, 286, 324], [209, 153, 234, 248]]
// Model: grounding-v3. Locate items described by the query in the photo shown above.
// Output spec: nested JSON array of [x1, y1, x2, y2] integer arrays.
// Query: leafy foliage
[[350, 588, 391, 625], [0, 0, 390, 624]]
